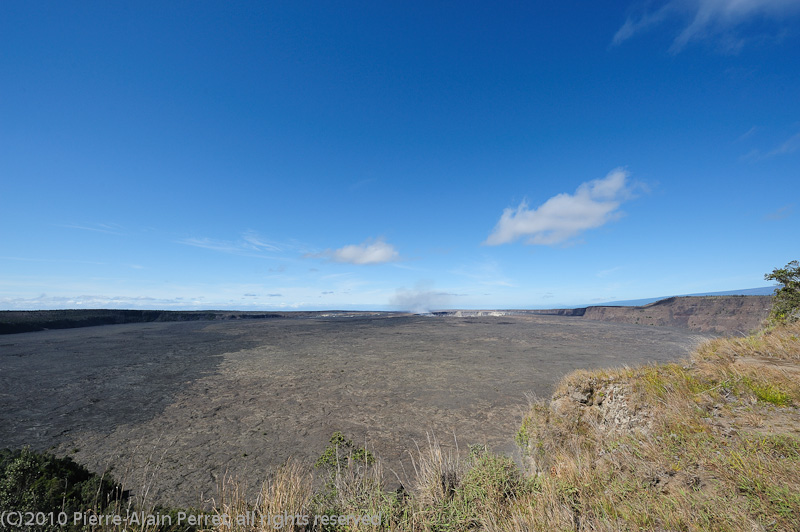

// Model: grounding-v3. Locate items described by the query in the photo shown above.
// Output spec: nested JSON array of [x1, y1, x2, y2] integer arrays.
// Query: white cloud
[[613, 0, 800, 52], [308, 238, 400, 265], [484, 169, 632, 246]]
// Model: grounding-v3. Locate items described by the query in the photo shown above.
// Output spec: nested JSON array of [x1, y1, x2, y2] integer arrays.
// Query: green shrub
[[314, 432, 375, 472], [0, 447, 126, 530], [459, 447, 530, 507]]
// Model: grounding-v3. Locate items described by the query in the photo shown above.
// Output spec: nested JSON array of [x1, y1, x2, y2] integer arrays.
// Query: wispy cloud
[[613, 0, 800, 53], [178, 231, 292, 259], [736, 126, 759, 142], [241, 230, 283, 252], [765, 204, 793, 220], [597, 266, 623, 278], [484, 168, 633, 246], [58, 223, 124, 235], [307, 238, 400, 265], [449, 258, 516, 288], [0, 256, 107, 265], [740, 130, 800, 160], [180, 237, 257, 255], [0, 293, 201, 310], [767, 131, 800, 156]]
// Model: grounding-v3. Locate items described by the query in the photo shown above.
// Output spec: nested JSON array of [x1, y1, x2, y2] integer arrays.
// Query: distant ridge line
[[429, 294, 773, 334], [0, 309, 396, 335], [0, 293, 776, 335]]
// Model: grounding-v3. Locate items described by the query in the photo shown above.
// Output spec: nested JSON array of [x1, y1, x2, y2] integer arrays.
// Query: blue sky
[[1, 1, 798, 311]]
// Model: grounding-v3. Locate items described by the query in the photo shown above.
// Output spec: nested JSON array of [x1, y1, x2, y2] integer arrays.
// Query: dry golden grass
[[409, 434, 463, 508], [695, 320, 800, 363], [213, 460, 313, 531], [318, 455, 392, 531], [509, 321, 800, 531]]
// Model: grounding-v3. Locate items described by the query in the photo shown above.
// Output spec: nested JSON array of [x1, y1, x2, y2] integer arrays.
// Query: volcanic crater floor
[[0, 315, 709, 507]]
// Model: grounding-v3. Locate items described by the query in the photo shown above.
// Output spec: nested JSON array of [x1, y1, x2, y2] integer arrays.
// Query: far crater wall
[[582, 295, 772, 334]]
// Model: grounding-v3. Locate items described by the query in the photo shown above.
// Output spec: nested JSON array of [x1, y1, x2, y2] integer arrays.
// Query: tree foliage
[[765, 260, 800, 323]]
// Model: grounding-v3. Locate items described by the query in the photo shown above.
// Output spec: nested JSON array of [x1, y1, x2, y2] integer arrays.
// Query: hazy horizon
[[1, 285, 778, 313]]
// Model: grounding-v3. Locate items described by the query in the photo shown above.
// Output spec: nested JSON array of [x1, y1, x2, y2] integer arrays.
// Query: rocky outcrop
[[551, 379, 652, 436]]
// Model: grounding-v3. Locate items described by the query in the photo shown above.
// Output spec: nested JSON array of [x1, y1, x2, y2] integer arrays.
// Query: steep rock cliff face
[[524, 308, 587, 316], [582, 296, 772, 334]]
